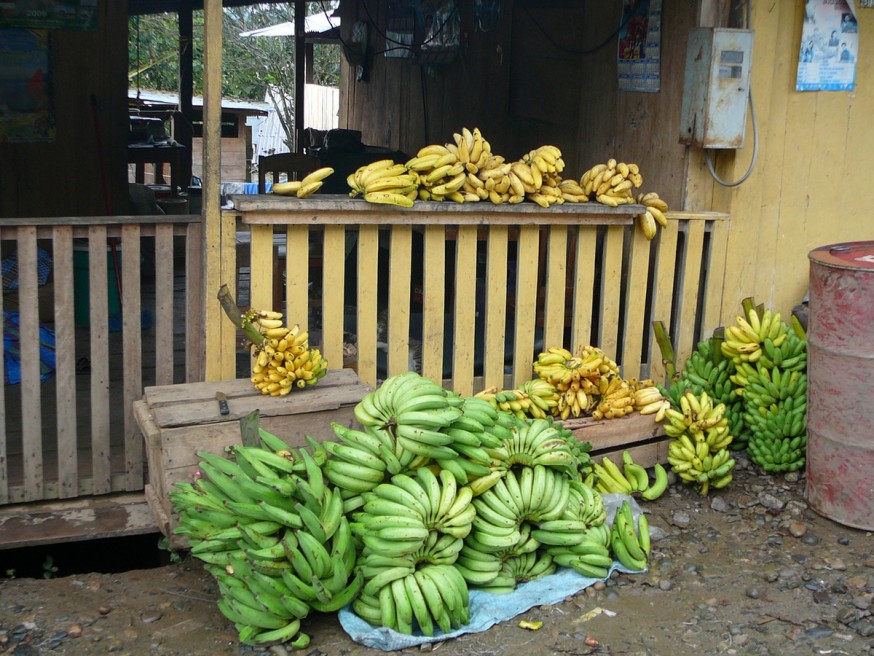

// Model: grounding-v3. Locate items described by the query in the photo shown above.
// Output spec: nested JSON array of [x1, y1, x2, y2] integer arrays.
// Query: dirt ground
[[2, 456, 873, 656]]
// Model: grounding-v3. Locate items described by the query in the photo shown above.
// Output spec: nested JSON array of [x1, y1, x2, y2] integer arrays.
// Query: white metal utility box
[[680, 27, 755, 149]]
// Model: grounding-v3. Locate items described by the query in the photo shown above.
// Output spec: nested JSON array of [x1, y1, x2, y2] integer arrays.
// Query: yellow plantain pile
[[245, 310, 328, 396], [346, 160, 419, 207], [579, 158, 642, 207], [634, 191, 670, 240], [533, 346, 622, 420], [271, 166, 334, 198], [407, 141, 468, 203]]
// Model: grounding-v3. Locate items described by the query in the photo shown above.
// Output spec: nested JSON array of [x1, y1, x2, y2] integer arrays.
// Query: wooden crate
[[135, 368, 371, 546], [561, 412, 670, 469]]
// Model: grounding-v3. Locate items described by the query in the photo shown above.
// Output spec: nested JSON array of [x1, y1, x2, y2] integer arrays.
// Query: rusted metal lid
[[809, 241, 874, 271]]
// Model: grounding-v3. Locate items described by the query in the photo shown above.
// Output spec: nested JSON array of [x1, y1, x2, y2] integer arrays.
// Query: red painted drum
[[806, 241, 874, 530]]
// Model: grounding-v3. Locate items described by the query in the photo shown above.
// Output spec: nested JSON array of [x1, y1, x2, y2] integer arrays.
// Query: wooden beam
[[295, 0, 305, 152]]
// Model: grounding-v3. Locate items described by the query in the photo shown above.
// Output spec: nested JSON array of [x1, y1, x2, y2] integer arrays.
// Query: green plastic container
[[73, 243, 122, 328]]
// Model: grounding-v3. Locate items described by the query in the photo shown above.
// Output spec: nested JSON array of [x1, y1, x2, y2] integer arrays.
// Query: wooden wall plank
[[421, 225, 446, 385], [512, 225, 540, 387], [322, 225, 346, 369], [599, 226, 625, 359], [248, 224, 274, 314], [52, 226, 78, 498], [218, 210, 238, 379], [542, 226, 568, 350], [155, 224, 175, 386], [676, 220, 706, 367], [285, 226, 310, 331], [650, 222, 679, 385], [483, 226, 509, 390], [387, 226, 412, 377], [356, 225, 379, 386], [17, 228, 42, 501], [89, 226, 111, 495], [571, 226, 598, 351], [121, 225, 143, 492], [622, 227, 652, 380], [451, 225, 478, 396]]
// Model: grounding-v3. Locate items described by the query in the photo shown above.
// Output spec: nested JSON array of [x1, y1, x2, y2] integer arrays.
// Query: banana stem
[[652, 321, 676, 383], [217, 284, 265, 347], [711, 328, 726, 365], [741, 296, 757, 319]]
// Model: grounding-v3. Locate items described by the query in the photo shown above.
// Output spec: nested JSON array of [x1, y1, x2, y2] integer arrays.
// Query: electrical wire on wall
[[704, 0, 759, 187]]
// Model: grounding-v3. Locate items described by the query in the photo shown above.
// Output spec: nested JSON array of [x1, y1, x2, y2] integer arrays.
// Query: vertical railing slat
[[218, 210, 238, 380], [702, 219, 729, 336], [18, 227, 43, 501], [649, 220, 680, 384], [621, 227, 653, 380], [599, 225, 625, 359], [89, 226, 111, 495], [451, 225, 478, 396], [512, 225, 540, 387], [185, 221, 204, 383], [676, 220, 707, 367], [356, 225, 379, 386], [322, 225, 346, 369], [53, 226, 78, 498], [542, 225, 568, 350], [122, 224, 143, 491], [421, 225, 446, 385], [483, 226, 509, 390], [249, 224, 274, 314], [571, 225, 598, 351], [387, 226, 412, 377], [0, 237, 6, 504], [155, 224, 175, 386], [285, 226, 310, 331]]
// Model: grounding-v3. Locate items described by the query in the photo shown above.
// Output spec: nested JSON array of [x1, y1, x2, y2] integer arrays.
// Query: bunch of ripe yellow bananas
[[474, 378, 558, 420], [721, 306, 788, 366], [632, 383, 671, 422], [634, 192, 670, 241], [533, 345, 621, 420], [271, 166, 334, 198], [664, 390, 736, 495], [580, 158, 643, 207], [590, 375, 635, 420], [509, 145, 567, 208], [346, 160, 419, 208], [408, 142, 468, 203], [245, 310, 328, 396]]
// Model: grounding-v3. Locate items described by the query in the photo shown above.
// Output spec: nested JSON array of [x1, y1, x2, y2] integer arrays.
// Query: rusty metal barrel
[[806, 241, 874, 530]]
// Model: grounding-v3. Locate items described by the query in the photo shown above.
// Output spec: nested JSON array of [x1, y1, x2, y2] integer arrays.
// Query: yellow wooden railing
[[224, 196, 729, 393], [0, 216, 203, 504]]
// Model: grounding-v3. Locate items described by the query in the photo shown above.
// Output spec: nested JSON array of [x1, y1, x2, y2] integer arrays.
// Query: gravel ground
[[2, 454, 873, 656]]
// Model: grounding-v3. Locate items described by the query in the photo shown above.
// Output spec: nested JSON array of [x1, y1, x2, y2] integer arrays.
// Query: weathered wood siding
[[337, 0, 694, 208], [687, 4, 874, 320]]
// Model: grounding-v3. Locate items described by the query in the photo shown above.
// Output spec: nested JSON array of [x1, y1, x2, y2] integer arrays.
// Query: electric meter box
[[680, 27, 754, 149]]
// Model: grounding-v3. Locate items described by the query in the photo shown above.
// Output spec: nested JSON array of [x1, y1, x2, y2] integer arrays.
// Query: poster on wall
[[0, 0, 97, 30], [617, 0, 662, 92], [796, 0, 858, 91], [0, 29, 54, 143]]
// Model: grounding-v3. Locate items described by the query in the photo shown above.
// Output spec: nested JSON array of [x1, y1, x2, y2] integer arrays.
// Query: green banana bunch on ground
[[170, 428, 359, 647], [351, 564, 470, 636], [660, 336, 748, 451], [663, 390, 736, 495], [591, 451, 669, 502], [479, 416, 579, 482], [609, 500, 650, 572], [741, 364, 808, 473]]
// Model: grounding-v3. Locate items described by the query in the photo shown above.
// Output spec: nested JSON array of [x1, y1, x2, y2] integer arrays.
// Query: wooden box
[[561, 412, 669, 469], [135, 369, 371, 546]]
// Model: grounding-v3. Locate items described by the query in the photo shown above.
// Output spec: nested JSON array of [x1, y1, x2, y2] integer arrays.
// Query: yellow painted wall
[[687, 3, 874, 321]]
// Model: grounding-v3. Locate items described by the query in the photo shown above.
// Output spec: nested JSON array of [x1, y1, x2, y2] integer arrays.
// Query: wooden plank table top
[[229, 194, 642, 226]]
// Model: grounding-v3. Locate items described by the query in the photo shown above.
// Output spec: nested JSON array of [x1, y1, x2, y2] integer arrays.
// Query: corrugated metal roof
[[128, 89, 270, 114]]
